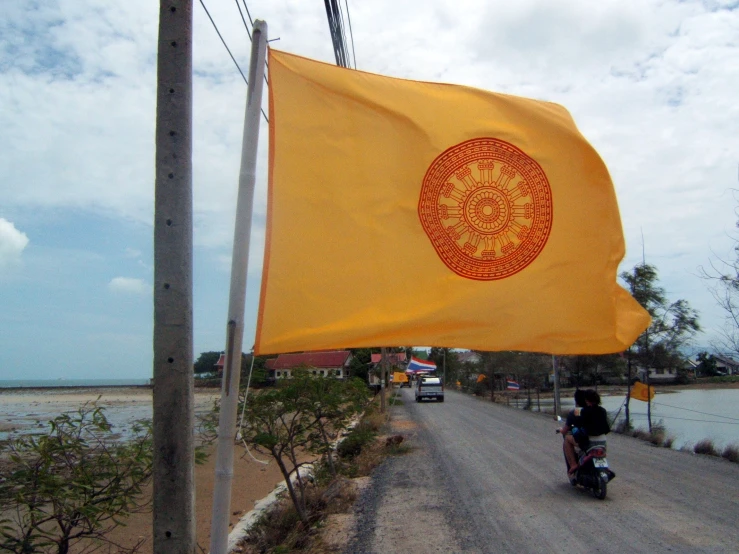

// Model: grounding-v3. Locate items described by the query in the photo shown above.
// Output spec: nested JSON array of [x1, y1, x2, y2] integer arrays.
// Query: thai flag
[[407, 356, 437, 372], [506, 380, 520, 390]]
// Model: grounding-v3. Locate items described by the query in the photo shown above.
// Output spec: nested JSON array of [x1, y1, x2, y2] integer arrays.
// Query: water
[[0, 378, 150, 388], [0, 386, 218, 441], [600, 389, 739, 449], [514, 388, 739, 450]]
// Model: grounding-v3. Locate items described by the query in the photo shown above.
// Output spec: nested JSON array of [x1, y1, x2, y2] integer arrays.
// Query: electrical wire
[[199, 0, 268, 122], [236, 1, 270, 90], [199, 0, 248, 85], [625, 413, 739, 425], [608, 398, 627, 428], [324, 0, 350, 67], [336, 0, 351, 68], [234, 0, 252, 41], [652, 400, 739, 422], [242, 0, 255, 27], [344, 0, 357, 69], [236, 354, 270, 464]]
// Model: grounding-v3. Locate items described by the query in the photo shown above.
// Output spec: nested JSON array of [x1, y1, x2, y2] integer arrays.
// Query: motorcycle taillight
[[590, 448, 606, 457]]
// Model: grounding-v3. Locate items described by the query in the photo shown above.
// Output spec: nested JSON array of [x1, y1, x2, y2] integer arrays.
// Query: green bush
[[337, 424, 376, 460]]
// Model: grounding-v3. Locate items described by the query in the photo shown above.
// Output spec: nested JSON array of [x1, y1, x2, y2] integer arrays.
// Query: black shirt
[[580, 405, 610, 436]]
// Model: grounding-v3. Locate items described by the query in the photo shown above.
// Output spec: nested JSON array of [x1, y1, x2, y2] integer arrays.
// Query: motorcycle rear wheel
[[593, 475, 607, 500]]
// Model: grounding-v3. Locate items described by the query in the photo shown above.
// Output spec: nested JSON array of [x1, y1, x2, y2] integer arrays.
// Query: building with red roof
[[264, 350, 353, 380], [370, 352, 407, 366], [214, 353, 226, 374]]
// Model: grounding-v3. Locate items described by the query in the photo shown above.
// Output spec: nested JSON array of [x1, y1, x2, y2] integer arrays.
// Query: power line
[[234, 0, 252, 41], [336, 0, 351, 68], [344, 0, 357, 69], [624, 413, 739, 425], [242, 0, 255, 27], [198, 0, 268, 122], [236, 0, 270, 87], [652, 400, 739, 422], [324, 0, 350, 68], [200, 0, 248, 85]]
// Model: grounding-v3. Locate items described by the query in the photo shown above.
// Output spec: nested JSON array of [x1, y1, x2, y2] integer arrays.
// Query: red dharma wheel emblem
[[418, 138, 553, 280]]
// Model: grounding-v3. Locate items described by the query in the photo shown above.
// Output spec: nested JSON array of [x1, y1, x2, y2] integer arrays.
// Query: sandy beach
[[0, 386, 304, 553]]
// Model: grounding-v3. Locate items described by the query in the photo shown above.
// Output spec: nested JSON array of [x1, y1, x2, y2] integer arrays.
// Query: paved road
[[345, 388, 739, 553]]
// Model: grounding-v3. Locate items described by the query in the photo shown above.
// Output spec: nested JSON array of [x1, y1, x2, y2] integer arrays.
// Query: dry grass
[[616, 421, 737, 464], [693, 439, 720, 457], [721, 444, 739, 463], [615, 422, 676, 449]]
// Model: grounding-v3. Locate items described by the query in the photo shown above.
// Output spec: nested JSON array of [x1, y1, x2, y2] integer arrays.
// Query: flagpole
[[153, 1, 195, 552], [443, 349, 446, 387], [380, 347, 387, 413], [209, 20, 268, 554], [552, 355, 561, 419]]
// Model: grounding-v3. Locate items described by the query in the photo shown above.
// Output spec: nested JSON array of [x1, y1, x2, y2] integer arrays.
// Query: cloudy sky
[[1, 0, 738, 380]]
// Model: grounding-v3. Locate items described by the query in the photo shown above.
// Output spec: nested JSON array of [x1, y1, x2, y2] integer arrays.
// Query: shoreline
[[0, 384, 153, 392]]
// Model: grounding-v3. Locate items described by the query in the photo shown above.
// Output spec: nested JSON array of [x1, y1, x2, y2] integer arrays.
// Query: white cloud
[[2, 0, 739, 349], [108, 276, 149, 295], [0, 218, 29, 269]]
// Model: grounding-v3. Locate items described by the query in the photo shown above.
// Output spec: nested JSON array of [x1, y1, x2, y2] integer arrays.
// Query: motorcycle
[[556, 426, 615, 500]]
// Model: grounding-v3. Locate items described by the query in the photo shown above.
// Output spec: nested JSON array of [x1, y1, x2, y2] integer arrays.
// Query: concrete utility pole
[[153, 1, 195, 552], [209, 20, 268, 554]]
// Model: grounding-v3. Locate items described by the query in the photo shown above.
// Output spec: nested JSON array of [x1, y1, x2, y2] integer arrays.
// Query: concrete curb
[[224, 414, 363, 552], [226, 464, 314, 554]]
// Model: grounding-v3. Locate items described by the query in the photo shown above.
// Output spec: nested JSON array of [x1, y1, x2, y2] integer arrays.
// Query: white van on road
[[415, 376, 444, 402]]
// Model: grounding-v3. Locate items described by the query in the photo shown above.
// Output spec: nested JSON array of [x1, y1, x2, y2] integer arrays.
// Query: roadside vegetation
[[232, 381, 406, 553]]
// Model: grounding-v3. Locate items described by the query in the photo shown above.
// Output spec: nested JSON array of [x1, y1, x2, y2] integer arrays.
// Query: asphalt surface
[[345, 388, 739, 554]]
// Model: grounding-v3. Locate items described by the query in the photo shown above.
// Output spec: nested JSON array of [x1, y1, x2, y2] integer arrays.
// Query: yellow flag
[[255, 49, 650, 355], [631, 381, 655, 402], [393, 371, 408, 384]]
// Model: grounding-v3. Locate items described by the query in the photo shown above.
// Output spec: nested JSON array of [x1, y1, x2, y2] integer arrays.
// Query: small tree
[[193, 350, 222, 375], [240, 352, 269, 387], [0, 405, 152, 554], [240, 372, 371, 522], [701, 204, 739, 357], [240, 382, 314, 523], [298, 374, 369, 477], [621, 263, 700, 430], [696, 351, 719, 377], [428, 348, 462, 386], [348, 348, 374, 383]]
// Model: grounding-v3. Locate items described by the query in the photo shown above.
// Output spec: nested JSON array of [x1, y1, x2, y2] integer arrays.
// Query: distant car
[[415, 376, 444, 402], [400, 380, 411, 388]]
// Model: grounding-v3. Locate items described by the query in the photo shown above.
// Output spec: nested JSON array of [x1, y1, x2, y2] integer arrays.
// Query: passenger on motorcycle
[[559, 389, 610, 475], [559, 390, 587, 474]]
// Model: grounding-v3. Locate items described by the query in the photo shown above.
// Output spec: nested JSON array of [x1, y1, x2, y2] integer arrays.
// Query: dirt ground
[[103, 443, 290, 553]]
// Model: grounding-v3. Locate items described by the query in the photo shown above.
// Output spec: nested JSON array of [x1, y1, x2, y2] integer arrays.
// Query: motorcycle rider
[[559, 389, 587, 474], [580, 389, 610, 439], [560, 389, 610, 475]]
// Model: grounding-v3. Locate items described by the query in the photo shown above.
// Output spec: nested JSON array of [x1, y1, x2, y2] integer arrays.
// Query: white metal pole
[[209, 20, 268, 554], [380, 347, 387, 413], [552, 355, 561, 419]]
